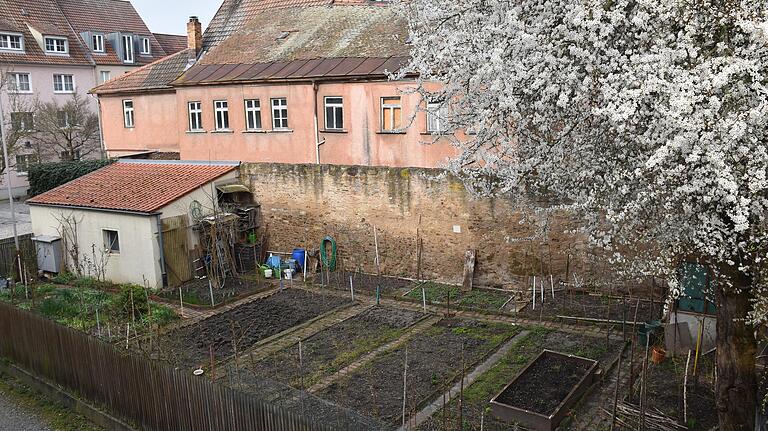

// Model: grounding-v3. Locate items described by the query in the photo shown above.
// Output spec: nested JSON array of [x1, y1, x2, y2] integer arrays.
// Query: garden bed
[[253, 306, 424, 389], [0, 283, 178, 340], [153, 289, 351, 368], [315, 270, 415, 296], [417, 329, 622, 431], [318, 318, 520, 425], [404, 282, 516, 313], [518, 291, 659, 323], [490, 350, 598, 430], [156, 274, 276, 308]]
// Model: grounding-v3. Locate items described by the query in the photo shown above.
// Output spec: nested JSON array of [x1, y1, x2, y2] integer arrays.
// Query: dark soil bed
[[417, 329, 622, 431], [319, 318, 520, 425], [153, 289, 350, 368], [518, 292, 659, 323], [405, 283, 515, 313], [158, 274, 274, 307], [253, 306, 424, 389], [314, 270, 415, 296], [495, 352, 593, 415]]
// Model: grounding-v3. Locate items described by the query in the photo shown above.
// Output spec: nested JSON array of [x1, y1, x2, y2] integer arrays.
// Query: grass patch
[[0, 370, 104, 431], [406, 283, 512, 311], [1, 284, 178, 336]]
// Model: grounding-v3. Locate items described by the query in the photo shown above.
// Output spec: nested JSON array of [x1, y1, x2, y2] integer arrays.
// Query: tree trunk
[[715, 274, 756, 431]]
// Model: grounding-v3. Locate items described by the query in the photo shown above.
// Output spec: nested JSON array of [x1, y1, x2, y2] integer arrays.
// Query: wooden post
[[461, 249, 476, 292], [373, 225, 381, 276]]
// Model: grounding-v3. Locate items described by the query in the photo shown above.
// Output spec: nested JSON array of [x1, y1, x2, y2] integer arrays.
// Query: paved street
[[0, 201, 32, 240], [0, 389, 52, 431]]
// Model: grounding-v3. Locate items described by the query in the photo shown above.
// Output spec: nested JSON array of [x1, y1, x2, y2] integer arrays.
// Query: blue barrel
[[292, 248, 306, 269]]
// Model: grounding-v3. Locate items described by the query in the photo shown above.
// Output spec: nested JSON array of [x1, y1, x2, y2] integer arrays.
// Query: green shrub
[[109, 284, 149, 320], [51, 272, 77, 284], [146, 304, 178, 326], [28, 159, 113, 197]]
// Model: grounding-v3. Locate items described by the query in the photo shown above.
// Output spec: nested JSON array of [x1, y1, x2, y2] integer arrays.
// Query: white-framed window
[[6, 72, 31, 93], [15, 154, 37, 175], [214, 100, 229, 131], [381, 96, 402, 132], [44, 37, 68, 54], [123, 100, 134, 128], [140, 37, 151, 55], [60, 149, 81, 161], [103, 229, 120, 254], [188, 101, 203, 131], [99, 70, 111, 83], [10, 112, 33, 131], [244, 99, 262, 130], [92, 34, 104, 52], [0, 33, 23, 51], [324, 97, 344, 130], [426, 102, 446, 133], [57, 111, 72, 128], [271, 98, 288, 130], [53, 74, 74, 93], [122, 35, 134, 63]]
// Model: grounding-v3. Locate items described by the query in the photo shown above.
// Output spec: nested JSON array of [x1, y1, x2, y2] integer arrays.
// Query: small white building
[[28, 159, 239, 288]]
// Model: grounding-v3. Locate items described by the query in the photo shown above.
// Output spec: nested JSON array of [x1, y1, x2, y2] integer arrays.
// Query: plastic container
[[638, 320, 662, 347], [284, 268, 294, 280], [292, 248, 306, 269], [264, 269, 273, 279]]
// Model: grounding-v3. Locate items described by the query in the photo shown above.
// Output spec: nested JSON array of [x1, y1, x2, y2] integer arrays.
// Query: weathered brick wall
[[241, 163, 600, 288]]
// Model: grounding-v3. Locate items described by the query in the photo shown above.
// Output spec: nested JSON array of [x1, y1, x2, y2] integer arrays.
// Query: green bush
[[28, 159, 113, 197], [109, 284, 149, 320], [51, 272, 77, 284]]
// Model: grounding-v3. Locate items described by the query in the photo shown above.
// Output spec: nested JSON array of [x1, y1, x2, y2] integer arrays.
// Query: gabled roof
[[153, 33, 187, 55], [202, 0, 370, 50], [56, 0, 167, 66], [199, 5, 408, 65], [91, 48, 194, 94], [28, 160, 238, 214], [0, 0, 92, 66]]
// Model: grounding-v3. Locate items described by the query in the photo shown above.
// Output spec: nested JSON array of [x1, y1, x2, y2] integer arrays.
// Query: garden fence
[[0, 302, 338, 431], [0, 233, 35, 279]]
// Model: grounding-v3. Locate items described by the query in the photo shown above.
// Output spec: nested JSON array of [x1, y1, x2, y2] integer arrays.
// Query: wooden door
[[162, 215, 192, 287]]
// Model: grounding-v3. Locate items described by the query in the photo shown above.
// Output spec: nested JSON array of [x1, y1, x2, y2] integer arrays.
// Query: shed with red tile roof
[[28, 160, 240, 289]]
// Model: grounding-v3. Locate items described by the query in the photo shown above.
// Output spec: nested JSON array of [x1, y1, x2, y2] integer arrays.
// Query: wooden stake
[[373, 225, 381, 276], [402, 346, 408, 428], [610, 347, 623, 431], [349, 276, 354, 301]]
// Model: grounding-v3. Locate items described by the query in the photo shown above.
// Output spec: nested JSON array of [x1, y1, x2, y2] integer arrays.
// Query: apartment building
[[92, 0, 459, 168], [0, 0, 185, 198]]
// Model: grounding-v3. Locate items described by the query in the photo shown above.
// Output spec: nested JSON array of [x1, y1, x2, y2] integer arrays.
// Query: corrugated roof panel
[[304, 58, 344, 77], [205, 64, 241, 82], [272, 59, 310, 79], [291, 58, 327, 77], [328, 57, 367, 76], [348, 57, 388, 76]]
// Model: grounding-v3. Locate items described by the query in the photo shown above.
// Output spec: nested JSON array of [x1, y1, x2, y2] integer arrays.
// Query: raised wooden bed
[[490, 349, 599, 431]]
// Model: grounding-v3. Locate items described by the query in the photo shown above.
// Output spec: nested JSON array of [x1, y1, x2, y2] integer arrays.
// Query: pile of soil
[[320, 318, 517, 423], [495, 352, 593, 416], [254, 306, 423, 387], [162, 289, 350, 366]]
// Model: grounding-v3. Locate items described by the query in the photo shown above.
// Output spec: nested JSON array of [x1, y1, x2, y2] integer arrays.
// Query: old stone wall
[[241, 163, 602, 288]]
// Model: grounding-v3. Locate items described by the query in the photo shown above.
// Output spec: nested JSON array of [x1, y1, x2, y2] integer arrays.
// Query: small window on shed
[[103, 229, 120, 254]]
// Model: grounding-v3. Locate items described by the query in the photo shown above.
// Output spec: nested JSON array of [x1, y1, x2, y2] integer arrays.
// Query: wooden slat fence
[[0, 233, 35, 278], [0, 303, 339, 431]]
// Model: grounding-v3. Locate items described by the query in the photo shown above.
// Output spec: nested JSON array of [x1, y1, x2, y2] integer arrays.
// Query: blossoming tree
[[397, 0, 767, 428]]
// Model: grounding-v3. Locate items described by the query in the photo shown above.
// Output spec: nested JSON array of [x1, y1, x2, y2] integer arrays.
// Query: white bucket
[[284, 268, 293, 280], [264, 269, 273, 278]]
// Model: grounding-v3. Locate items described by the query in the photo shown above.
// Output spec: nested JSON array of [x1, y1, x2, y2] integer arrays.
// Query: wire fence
[[0, 302, 340, 431]]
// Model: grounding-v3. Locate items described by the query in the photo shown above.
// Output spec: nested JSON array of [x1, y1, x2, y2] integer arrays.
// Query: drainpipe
[[156, 214, 168, 287], [312, 81, 325, 164]]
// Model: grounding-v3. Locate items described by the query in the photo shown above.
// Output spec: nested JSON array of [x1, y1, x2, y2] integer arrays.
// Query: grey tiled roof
[[91, 49, 194, 94]]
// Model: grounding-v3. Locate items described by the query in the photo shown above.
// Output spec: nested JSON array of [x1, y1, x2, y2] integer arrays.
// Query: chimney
[[187, 16, 202, 53]]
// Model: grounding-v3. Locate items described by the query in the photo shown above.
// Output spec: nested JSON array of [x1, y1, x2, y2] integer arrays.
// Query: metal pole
[[0, 88, 20, 253]]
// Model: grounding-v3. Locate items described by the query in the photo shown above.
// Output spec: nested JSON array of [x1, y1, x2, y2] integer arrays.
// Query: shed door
[[162, 215, 192, 287]]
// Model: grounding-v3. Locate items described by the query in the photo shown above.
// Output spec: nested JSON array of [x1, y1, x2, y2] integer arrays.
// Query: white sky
[[129, 0, 220, 35]]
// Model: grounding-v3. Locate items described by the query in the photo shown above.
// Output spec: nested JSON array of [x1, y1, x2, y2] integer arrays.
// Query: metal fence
[[0, 303, 337, 431]]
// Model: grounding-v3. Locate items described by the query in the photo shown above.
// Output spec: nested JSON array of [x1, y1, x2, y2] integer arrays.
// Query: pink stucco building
[[0, 0, 185, 199], [92, 1, 459, 168]]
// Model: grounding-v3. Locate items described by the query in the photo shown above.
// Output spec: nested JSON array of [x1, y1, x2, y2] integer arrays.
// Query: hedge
[[28, 159, 114, 197]]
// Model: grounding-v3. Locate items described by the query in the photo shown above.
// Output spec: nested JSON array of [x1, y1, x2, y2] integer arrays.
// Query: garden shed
[[27, 159, 239, 289]]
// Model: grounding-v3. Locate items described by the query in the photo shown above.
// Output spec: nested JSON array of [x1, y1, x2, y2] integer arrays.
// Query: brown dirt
[[518, 292, 659, 323], [153, 289, 350, 368], [495, 352, 594, 415], [319, 318, 519, 425]]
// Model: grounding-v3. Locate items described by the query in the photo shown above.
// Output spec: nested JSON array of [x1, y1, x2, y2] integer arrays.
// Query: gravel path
[[0, 389, 52, 431]]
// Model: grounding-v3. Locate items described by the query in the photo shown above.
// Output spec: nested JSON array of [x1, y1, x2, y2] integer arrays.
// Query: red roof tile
[[28, 161, 237, 213], [153, 33, 187, 55]]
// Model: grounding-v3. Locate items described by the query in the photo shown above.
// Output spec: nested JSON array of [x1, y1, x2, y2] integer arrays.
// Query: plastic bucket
[[284, 268, 293, 280], [264, 269, 273, 279]]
